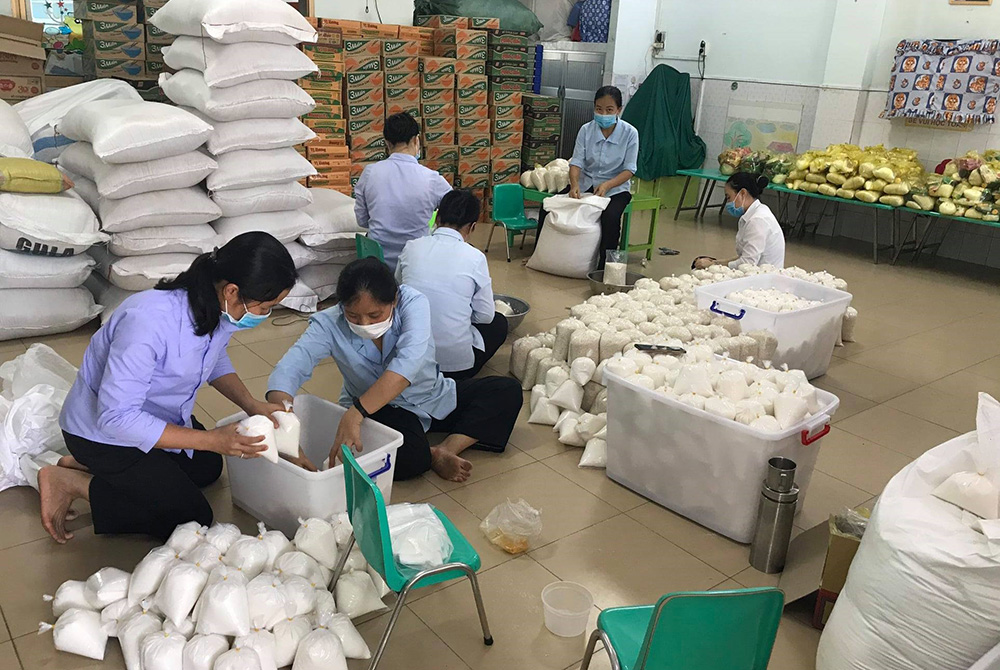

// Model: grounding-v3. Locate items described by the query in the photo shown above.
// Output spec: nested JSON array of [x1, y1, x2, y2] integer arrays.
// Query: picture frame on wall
[[949, 0, 993, 5]]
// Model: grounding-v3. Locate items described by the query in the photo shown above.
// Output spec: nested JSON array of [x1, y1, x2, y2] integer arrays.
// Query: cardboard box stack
[[521, 92, 562, 172], [299, 18, 350, 195], [0, 16, 45, 102]]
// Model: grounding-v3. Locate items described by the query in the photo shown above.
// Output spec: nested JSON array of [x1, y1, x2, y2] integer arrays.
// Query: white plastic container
[[605, 369, 839, 543], [220, 394, 402, 537], [694, 274, 852, 379], [541, 582, 593, 638]]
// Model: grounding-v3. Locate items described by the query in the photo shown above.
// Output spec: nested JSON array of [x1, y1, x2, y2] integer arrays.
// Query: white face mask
[[348, 312, 393, 340]]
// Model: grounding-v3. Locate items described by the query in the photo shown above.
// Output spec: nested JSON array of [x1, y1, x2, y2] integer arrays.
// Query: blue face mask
[[594, 112, 617, 129], [223, 300, 269, 330], [725, 201, 745, 218]]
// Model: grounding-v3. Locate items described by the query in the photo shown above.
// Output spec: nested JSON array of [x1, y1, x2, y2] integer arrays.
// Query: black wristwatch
[[353, 397, 371, 418]]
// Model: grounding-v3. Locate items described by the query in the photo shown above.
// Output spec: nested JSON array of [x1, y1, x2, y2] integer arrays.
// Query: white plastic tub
[[541, 582, 593, 638], [694, 274, 853, 379], [604, 369, 839, 543], [219, 394, 402, 537]]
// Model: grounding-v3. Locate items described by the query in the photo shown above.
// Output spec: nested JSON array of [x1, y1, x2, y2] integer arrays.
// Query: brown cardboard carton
[[345, 86, 384, 105], [492, 117, 524, 133], [456, 131, 490, 148], [490, 103, 523, 120], [382, 39, 419, 58], [457, 117, 490, 133], [433, 28, 456, 46], [456, 172, 489, 188], [0, 16, 45, 80], [73, 0, 138, 23], [454, 28, 487, 45], [316, 28, 344, 48], [85, 57, 145, 80], [424, 145, 458, 162], [454, 59, 486, 75], [344, 54, 381, 71], [385, 71, 419, 88], [491, 131, 524, 147], [421, 71, 455, 89], [385, 86, 420, 104], [346, 101, 385, 120], [416, 15, 467, 28], [469, 17, 500, 30], [455, 44, 487, 61], [307, 143, 350, 158], [345, 71, 384, 89], [490, 90, 523, 105], [384, 102, 420, 117], [349, 132, 386, 150], [422, 102, 455, 118], [459, 146, 490, 162], [456, 88, 487, 106], [345, 38, 382, 58], [348, 117, 384, 135], [491, 162, 521, 185], [419, 56, 456, 74], [456, 72, 487, 90], [0, 73, 41, 100], [423, 130, 455, 146], [433, 44, 457, 59], [457, 103, 488, 120], [423, 116, 457, 134], [84, 20, 144, 43], [421, 87, 454, 105], [492, 145, 522, 161], [350, 147, 387, 163], [384, 56, 419, 73], [322, 19, 363, 35]]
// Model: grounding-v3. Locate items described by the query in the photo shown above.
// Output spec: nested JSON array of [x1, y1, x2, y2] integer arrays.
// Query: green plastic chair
[[331, 446, 493, 670], [485, 183, 539, 262], [355, 233, 385, 263], [580, 587, 784, 670]]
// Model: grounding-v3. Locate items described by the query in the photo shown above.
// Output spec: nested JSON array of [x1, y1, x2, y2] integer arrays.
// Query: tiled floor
[[2, 211, 998, 670]]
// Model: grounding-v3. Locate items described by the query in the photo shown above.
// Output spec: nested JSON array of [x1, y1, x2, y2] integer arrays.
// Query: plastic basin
[[541, 581, 593, 637]]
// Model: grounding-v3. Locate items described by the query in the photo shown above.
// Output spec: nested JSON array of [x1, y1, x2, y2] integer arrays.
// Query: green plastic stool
[[355, 233, 385, 263], [485, 183, 539, 262], [330, 446, 493, 670], [619, 194, 662, 260], [580, 587, 784, 670]]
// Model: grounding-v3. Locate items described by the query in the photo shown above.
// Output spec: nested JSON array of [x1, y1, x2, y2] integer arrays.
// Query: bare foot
[[57, 455, 89, 472], [430, 447, 473, 483], [38, 466, 91, 544]]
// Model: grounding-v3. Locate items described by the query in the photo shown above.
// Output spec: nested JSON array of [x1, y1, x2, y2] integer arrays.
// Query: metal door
[[540, 50, 606, 158]]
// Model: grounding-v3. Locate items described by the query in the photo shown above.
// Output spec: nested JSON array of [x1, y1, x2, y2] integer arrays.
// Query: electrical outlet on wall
[[700, 40, 708, 57]]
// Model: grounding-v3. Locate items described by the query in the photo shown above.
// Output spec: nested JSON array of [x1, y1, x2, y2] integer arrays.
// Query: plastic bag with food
[[479, 498, 542, 554]]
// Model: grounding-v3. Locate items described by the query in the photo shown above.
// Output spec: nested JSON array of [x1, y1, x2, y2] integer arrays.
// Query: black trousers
[[64, 416, 223, 542], [538, 186, 633, 267], [370, 376, 523, 480], [444, 312, 509, 381]]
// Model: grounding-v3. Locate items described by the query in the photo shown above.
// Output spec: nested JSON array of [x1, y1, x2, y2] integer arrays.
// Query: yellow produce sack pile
[[926, 151, 1000, 221], [784, 144, 925, 207]]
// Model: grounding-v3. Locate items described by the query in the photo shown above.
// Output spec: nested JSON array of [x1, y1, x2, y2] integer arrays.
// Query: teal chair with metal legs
[[330, 445, 493, 670], [580, 587, 784, 670], [485, 183, 539, 262], [355, 233, 386, 262]]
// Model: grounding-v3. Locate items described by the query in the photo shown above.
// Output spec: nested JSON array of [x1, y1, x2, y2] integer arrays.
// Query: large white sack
[[164, 37, 317, 88], [119, 609, 163, 670], [128, 546, 180, 607], [57, 100, 212, 164], [0, 99, 33, 158], [84, 273, 137, 325], [85, 567, 132, 609], [109, 224, 217, 257], [0, 248, 94, 289], [212, 181, 312, 218], [0, 190, 105, 256], [90, 246, 197, 292], [97, 186, 221, 233], [149, 0, 317, 45], [298, 263, 347, 301], [59, 142, 217, 200], [284, 242, 321, 270], [185, 109, 315, 156], [160, 70, 315, 122], [182, 634, 229, 670], [212, 211, 315, 245], [208, 147, 315, 192], [0, 377, 68, 489], [299, 188, 364, 249], [14, 80, 141, 163], [0, 340, 77, 398], [0, 287, 101, 341], [273, 616, 312, 668], [526, 194, 609, 279], [44, 580, 94, 618], [280, 280, 319, 313], [816, 423, 1000, 668]]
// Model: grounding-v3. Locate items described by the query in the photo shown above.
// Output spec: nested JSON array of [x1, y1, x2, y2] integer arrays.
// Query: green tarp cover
[[621, 64, 706, 180], [413, 0, 543, 34]]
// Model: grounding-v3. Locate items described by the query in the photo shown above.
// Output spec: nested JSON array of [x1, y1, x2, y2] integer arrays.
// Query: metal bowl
[[587, 270, 647, 295], [494, 293, 530, 331]]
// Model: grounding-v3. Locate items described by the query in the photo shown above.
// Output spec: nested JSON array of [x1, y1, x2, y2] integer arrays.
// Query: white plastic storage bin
[[219, 394, 402, 537], [604, 370, 839, 543], [694, 274, 852, 379]]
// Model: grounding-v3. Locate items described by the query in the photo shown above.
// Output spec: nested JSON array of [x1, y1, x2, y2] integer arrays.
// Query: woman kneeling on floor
[[266, 257, 522, 483], [39, 233, 299, 544]]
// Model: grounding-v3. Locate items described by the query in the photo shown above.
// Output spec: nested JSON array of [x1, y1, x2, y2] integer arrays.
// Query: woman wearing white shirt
[[692, 172, 785, 270]]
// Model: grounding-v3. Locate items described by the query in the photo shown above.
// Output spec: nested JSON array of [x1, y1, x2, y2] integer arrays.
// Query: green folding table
[[674, 168, 729, 221]]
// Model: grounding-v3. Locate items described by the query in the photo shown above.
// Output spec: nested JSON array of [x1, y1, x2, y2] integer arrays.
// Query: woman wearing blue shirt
[[266, 258, 522, 483], [39, 233, 298, 544], [538, 86, 639, 268]]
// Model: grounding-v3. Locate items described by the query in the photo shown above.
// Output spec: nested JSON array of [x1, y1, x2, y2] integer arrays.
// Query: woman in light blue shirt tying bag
[[538, 85, 639, 268], [266, 258, 522, 484]]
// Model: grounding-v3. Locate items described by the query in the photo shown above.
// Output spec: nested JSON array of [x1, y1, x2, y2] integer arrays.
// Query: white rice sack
[[273, 616, 312, 668], [293, 517, 339, 570], [278, 575, 317, 618], [334, 572, 385, 619], [100, 599, 139, 637], [204, 523, 241, 555], [156, 562, 209, 628], [119, 608, 163, 670], [575, 412, 607, 441], [213, 181, 313, 219], [209, 147, 316, 192], [149, 0, 317, 45], [140, 630, 186, 670], [45, 580, 95, 618], [544, 365, 570, 397], [549, 379, 584, 413], [159, 70, 316, 123], [251, 523, 291, 572], [194, 566, 249, 637], [0, 248, 94, 289], [215, 646, 263, 670], [0, 190, 105, 256], [164, 37, 316, 88], [275, 551, 328, 590], [100, 187, 222, 233], [246, 574, 288, 631], [0, 98, 32, 157], [529, 384, 546, 412], [568, 328, 601, 364], [578, 438, 607, 468], [293, 627, 348, 670], [522, 347, 552, 391], [109, 224, 216, 258], [326, 613, 371, 660], [85, 567, 131, 609], [534, 356, 563, 388], [773, 392, 808, 430], [528, 396, 560, 425], [746, 330, 778, 361], [234, 630, 278, 670], [182, 634, 229, 670], [557, 418, 586, 447], [509, 335, 540, 381], [599, 331, 631, 362], [129, 546, 180, 607], [40, 608, 108, 661], [224, 535, 269, 580]]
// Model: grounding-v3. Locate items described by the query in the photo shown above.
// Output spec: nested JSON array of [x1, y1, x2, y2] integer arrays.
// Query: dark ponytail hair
[[727, 172, 769, 199], [336, 257, 398, 307], [594, 85, 623, 109], [156, 231, 297, 336]]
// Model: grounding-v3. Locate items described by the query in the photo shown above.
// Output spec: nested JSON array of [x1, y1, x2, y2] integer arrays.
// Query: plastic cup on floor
[[541, 581, 593, 637]]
